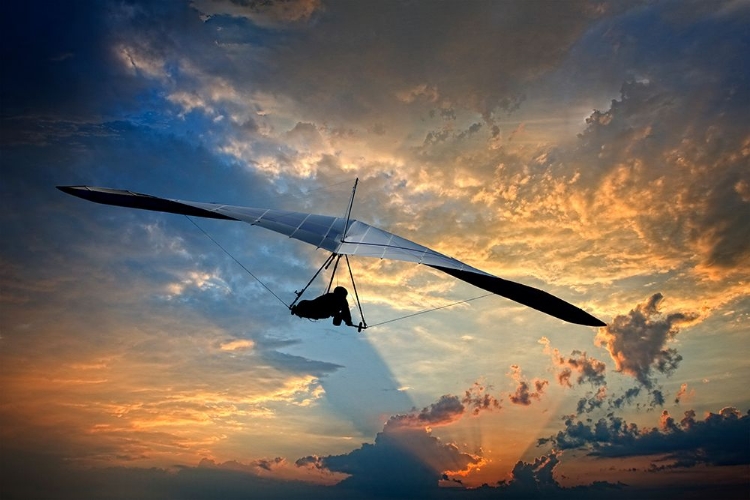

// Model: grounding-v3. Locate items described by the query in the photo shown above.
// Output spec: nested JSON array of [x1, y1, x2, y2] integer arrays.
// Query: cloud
[[315, 403, 483, 497], [307, 394, 626, 498], [462, 382, 502, 415], [294, 388, 502, 496], [609, 386, 642, 409], [487, 451, 629, 499], [219, 338, 256, 351], [503, 452, 561, 491], [191, 0, 323, 25], [561, 351, 607, 387], [575, 386, 607, 415], [539, 406, 750, 471], [674, 383, 695, 405], [508, 365, 549, 406], [385, 382, 502, 430], [385, 394, 466, 429], [572, 73, 750, 280], [496, 452, 622, 497], [540, 337, 608, 388], [595, 294, 698, 388]]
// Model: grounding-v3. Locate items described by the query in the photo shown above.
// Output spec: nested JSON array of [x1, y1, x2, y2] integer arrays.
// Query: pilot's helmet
[[333, 286, 348, 297]]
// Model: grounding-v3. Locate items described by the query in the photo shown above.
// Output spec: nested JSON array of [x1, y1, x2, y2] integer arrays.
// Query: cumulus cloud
[[596, 294, 698, 388], [540, 337, 608, 388], [302, 392, 628, 498], [316, 406, 483, 496], [508, 365, 549, 406], [385, 383, 502, 430], [575, 386, 607, 415], [504, 452, 560, 491], [462, 382, 502, 415], [491, 451, 628, 498], [539, 406, 750, 471], [385, 394, 465, 430]]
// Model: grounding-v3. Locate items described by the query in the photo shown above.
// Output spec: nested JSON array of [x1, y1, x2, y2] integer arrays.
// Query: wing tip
[[556, 307, 607, 328], [584, 317, 607, 328]]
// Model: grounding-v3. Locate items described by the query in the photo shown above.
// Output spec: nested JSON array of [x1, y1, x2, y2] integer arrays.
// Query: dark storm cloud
[[596, 294, 697, 388]]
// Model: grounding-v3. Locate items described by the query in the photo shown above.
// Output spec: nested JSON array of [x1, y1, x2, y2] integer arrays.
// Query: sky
[[1, 0, 749, 498]]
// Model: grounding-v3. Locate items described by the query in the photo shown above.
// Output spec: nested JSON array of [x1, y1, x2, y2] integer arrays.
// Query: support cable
[[364, 293, 493, 329], [326, 254, 342, 294], [186, 216, 289, 308], [290, 252, 337, 309], [345, 255, 367, 328]]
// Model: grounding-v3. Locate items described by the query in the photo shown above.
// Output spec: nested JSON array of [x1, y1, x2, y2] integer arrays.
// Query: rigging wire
[[325, 254, 342, 294], [290, 252, 337, 309], [345, 255, 367, 328], [185, 216, 289, 308], [364, 293, 493, 329], [277, 179, 356, 213]]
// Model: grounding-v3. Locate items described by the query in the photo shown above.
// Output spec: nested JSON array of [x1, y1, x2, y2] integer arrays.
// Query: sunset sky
[[1, 1, 749, 498]]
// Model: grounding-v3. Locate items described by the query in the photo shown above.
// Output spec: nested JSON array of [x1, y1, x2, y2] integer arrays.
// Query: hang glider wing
[[57, 186, 606, 327]]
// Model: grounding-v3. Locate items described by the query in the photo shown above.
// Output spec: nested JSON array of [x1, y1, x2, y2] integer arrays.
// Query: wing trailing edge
[[57, 186, 238, 221], [429, 265, 606, 327]]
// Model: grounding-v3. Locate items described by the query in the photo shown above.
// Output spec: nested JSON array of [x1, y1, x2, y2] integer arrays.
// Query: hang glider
[[57, 185, 606, 327]]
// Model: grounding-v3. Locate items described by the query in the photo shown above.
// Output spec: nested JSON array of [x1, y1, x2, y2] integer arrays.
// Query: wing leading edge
[[58, 185, 606, 327]]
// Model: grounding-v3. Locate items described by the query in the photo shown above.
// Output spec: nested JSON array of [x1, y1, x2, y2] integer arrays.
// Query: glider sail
[[57, 185, 606, 327]]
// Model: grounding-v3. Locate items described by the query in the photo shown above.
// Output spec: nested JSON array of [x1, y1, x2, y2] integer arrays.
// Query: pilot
[[291, 286, 354, 327]]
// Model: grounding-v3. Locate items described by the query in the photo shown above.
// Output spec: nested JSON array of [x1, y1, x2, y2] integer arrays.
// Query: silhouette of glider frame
[[57, 183, 606, 328]]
